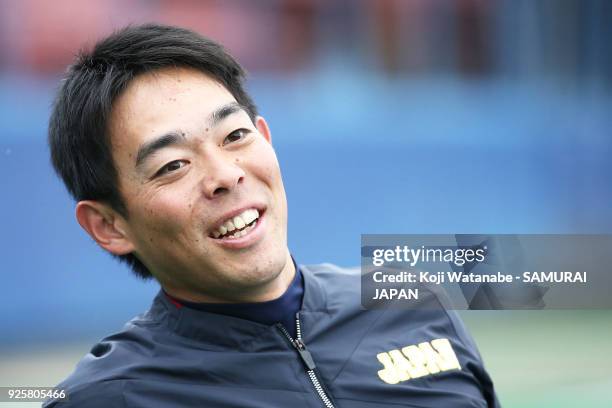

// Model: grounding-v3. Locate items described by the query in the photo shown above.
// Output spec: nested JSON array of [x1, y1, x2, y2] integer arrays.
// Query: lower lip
[[211, 212, 266, 249]]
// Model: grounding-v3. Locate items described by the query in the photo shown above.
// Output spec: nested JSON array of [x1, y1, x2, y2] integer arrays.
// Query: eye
[[223, 128, 250, 146], [154, 160, 188, 178]]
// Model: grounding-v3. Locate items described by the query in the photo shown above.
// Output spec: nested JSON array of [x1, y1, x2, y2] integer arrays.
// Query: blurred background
[[1, 0, 611, 407]]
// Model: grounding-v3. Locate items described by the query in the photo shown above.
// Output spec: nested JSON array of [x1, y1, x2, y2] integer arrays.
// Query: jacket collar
[[148, 264, 328, 349]]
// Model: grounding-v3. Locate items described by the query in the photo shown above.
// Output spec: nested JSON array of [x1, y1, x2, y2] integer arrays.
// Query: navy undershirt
[[171, 264, 303, 338]]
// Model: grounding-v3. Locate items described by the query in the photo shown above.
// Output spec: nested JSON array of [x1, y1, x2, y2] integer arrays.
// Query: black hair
[[49, 23, 258, 279]]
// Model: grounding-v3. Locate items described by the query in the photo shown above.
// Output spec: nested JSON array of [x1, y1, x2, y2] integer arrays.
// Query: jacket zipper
[[277, 314, 336, 408]]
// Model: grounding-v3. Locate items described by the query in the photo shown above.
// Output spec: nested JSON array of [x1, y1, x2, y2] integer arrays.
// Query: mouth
[[209, 207, 264, 241]]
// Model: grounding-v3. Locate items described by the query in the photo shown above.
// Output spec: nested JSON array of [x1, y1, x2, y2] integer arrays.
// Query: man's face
[[108, 67, 290, 302]]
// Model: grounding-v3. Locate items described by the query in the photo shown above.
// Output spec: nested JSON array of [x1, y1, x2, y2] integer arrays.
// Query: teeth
[[233, 215, 246, 229], [243, 209, 258, 224], [212, 208, 260, 239]]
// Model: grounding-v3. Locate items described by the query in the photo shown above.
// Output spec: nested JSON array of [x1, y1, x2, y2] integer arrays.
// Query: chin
[[232, 253, 288, 285]]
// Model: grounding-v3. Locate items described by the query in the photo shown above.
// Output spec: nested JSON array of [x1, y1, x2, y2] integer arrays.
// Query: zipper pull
[[293, 338, 317, 370]]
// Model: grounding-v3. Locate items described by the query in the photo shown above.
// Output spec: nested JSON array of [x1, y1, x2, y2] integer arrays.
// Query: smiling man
[[97, 67, 292, 304], [45, 24, 500, 407]]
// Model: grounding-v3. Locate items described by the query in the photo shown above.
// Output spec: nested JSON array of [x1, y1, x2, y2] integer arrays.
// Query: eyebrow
[[134, 102, 247, 169], [208, 102, 245, 128], [135, 131, 187, 169]]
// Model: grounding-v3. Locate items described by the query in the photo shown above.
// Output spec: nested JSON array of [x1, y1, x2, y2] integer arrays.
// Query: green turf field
[[461, 310, 612, 407]]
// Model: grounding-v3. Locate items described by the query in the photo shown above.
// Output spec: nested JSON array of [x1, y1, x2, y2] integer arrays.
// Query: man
[[45, 24, 500, 407]]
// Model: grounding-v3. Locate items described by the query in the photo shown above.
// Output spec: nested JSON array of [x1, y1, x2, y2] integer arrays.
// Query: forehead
[[109, 67, 237, 151]]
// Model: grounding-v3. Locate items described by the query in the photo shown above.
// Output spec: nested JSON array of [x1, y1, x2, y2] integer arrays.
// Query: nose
[[201, 154, 245, 199]]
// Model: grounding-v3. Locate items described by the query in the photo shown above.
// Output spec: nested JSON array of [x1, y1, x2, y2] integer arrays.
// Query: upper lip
[[209, 204, 266, 234]]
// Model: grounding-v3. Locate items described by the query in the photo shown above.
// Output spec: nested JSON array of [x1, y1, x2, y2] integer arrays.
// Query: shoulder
[[300, 262, 360, 294], [44, 306, 167, 407], [300, 262, 363, 309], [301, 262, 481, 356], [300, 262, 360, 281]]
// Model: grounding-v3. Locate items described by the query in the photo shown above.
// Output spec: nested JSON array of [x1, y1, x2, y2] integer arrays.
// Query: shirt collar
[[167, 265, 303, 338], [148, 262, 328, 349]]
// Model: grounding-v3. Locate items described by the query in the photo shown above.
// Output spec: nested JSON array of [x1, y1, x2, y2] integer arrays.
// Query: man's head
[[49, 24, 293, 302]]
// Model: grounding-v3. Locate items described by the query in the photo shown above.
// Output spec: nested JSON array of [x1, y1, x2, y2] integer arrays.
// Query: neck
[[162, 251, 296, 304]]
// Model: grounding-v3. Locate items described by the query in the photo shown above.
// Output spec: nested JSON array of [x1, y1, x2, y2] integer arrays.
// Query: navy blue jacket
[[44, 264, 500, 407]]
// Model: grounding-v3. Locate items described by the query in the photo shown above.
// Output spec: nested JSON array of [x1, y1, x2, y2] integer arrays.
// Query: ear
[[255, 116, 272, 144], [75, 200, 135, 256]]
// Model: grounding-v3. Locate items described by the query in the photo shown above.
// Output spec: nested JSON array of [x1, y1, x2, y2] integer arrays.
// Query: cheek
[[250, 142, 283, 182], [134, 192, 196, 238], [249, 143, 288, 222]]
